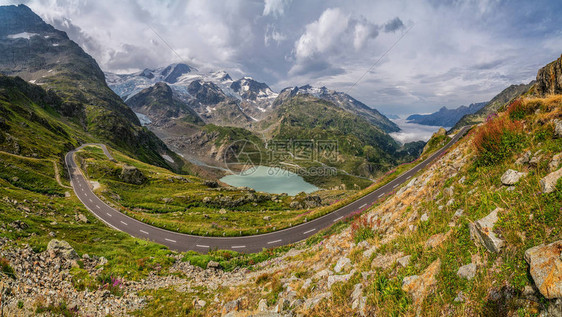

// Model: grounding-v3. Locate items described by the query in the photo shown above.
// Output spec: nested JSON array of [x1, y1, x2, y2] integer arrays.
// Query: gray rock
[[469, 208, 504, 253], [75, 213, 88, 223], [222, 299, 240, 315], [456, 263, 477, 280], [530, 155, 543, 168], [443, 187, 454, 197], [327, 270, 355, 288], [46, 239, 79, 260], [554, 119, 562, 138], [524, 240, 562, 299], [501, 169, 527, 186], [549, 153, 562, 172], [207, 260, 220, 270], [119, 165, 147, 185], [263, 216, 271, 221], [454, 291, 466, 302], [515, 151, 532, 165], [397, 255, 412, 268], [420, 213, 429, 222], [453, 209, 464, 218], [540, 168, 562, 193], [258, 298, 268, 312], [303, 292, 331, 310], [334, 257, 351, 273]]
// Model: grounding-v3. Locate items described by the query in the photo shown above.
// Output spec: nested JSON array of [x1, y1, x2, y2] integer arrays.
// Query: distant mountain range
[[452, 82, 534, 130], [112, 66, 415, 185], [406, 102, 488, 127]]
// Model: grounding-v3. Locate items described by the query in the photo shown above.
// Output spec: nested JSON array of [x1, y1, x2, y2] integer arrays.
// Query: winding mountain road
[[65, 126, 471, 253]]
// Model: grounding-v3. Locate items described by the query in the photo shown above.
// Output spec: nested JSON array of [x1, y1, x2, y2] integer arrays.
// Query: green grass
[[362, 102, 562, 315]]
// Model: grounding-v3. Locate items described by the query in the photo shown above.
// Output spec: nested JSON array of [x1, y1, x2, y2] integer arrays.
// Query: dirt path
[[0, 150, 71, 189]]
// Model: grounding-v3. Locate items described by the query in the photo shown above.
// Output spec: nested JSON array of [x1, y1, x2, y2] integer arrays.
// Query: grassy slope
[[320, 95, 562, 316]]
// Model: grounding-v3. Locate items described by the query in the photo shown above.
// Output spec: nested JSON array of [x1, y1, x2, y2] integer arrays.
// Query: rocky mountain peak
[[162, 63, 192, 84], [230, 77, 276, 100], [187, 80, 225, 104], [0, 4, 54, 37], [535, 54, 562, 96]]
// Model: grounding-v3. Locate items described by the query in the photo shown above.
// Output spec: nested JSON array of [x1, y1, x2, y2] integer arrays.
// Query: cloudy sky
[[4, 0, 562, 114]]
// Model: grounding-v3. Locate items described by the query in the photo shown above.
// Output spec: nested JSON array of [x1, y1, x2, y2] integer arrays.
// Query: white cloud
[[3, 0, 561, 115], [262, 0, 292, 17], [293, 8, 349, 60], [264, 25, 287, 46]]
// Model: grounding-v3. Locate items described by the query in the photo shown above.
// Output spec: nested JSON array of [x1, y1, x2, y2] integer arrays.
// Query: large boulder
[[540, 168, 562, 194], [119, 165, 147, 185], [47, 239, 79, 260], [501, 169, 527, 186], [469, 208, 504, 253], [524, 240, 562, 299]]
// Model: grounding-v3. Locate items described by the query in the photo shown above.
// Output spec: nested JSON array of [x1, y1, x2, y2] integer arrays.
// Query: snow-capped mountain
[[105, 63, 278, 124]]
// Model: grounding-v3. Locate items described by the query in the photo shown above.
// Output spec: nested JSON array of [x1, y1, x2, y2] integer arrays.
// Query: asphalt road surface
[[65, 126, 471, 253]]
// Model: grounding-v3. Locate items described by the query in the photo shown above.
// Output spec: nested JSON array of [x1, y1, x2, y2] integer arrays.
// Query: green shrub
[[473, 116, 524, 166], [351, 217, 375, 243], [0, 257, 15, 278]]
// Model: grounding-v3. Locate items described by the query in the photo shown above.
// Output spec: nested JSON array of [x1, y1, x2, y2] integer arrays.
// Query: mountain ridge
[[406, 102, 487, 127]]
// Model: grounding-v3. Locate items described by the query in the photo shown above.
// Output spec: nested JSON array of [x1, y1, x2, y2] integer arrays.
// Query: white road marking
[[333, 216, 343, 222], [378, 193, 384, 198], [89, 198, 93, 203], [96, 205, 100, 209], [165, 238, 176, 243], [267, 239, 282, 244], [303, 229, 316, 235], [106, 213, 112, 217], [196, 245, 210, 248], [360, 203, 367, 209], [231, 245, 246, 249], [84, 193, 87, 197], [140, 230, 149, 235], [393, 184, 399, 188], [120, 221, 128, 226]]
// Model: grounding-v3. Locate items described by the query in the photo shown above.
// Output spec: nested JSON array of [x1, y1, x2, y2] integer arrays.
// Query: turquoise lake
[[220, 166, 318, 196]]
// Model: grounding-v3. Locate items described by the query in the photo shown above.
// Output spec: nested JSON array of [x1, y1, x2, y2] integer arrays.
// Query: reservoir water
[[220, 166, 318, 196]]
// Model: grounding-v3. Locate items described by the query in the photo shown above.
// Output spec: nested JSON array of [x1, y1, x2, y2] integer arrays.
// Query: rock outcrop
[[535, 55, 562, 96], [469, 208, 504, 253], [501, 169, 527, 185], [46, 239, 79, 260], [540, 168, 562, 193], [119, 165, 147, 185], [524, 240, 562, 299], [402, 259, 441, 308]]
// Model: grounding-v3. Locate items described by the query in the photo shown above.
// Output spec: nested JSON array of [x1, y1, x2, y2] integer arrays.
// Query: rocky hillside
[[453, 82, 534, 130], [0, 4, 179, 169], [2, 87, 560, 316], [407, 102, 487, 127], [126, 82, 204, 126], [274, 85, 399, 133]]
